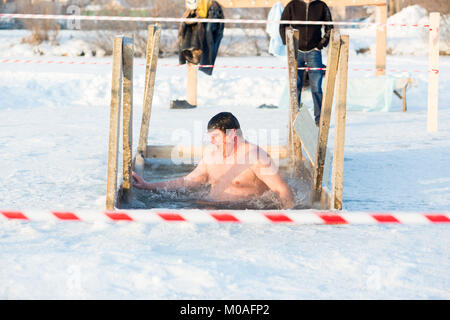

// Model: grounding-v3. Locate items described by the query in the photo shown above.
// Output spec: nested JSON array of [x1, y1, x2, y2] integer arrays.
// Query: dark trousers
[[297, 49, 324, 123]]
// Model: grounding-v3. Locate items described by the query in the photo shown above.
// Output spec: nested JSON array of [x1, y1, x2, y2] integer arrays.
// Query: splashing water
[[132, 160, 313, 210]]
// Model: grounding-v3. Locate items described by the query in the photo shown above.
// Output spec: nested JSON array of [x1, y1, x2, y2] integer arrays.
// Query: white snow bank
[[0, 28, 272, 58], [345, 5, 450, 56]]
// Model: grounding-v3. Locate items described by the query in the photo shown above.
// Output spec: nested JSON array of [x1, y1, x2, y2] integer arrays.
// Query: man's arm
[[316, 3, 333, 50], [251, 150, 295, 209], [132, 160, 208, 191]]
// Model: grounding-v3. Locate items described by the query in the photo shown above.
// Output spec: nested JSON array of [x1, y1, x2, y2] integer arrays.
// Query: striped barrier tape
[[0, 58, 436, 74], [0, 210, 449, 225], [0, 13, 433, 29]]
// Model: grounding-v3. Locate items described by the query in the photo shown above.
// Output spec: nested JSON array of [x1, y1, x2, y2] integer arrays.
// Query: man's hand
[[132, 171, 186, 191], [281, 197, 295, 210], [132, 171, 148, 189]]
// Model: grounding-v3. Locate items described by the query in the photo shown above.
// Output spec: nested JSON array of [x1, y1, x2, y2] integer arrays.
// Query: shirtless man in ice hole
[[132, 112, 295, 209]]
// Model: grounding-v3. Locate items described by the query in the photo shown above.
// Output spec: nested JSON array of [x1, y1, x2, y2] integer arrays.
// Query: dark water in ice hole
[[132, 160, 313, 210]]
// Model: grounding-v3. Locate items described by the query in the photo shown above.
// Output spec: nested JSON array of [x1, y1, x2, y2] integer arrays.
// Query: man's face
[[208, 129, 226, 149], [208, 129, 237, 149]]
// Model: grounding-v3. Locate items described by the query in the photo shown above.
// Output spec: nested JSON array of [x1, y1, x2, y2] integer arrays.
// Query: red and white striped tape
[[0, 58, 437, 74], [0, 13, 433, 29], [0, 210, 449, 225]]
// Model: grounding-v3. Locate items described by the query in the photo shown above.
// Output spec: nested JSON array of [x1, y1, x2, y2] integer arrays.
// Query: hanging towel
[[266, 1, 286, 56]]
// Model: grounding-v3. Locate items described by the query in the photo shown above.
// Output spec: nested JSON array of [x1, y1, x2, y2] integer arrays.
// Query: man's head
[[207, 112, 242, 148]]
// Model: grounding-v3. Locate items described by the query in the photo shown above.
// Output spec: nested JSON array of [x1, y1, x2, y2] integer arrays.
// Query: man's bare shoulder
[[247, 143, 281, 177], [244, 142, 273, 166]]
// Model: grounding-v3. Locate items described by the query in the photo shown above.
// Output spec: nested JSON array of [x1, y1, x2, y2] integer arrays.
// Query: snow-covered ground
[[0, 52, 448, 299], [0, 5, 449, 299]]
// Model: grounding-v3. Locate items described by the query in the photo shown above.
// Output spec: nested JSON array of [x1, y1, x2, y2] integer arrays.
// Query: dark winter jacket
[[279, 0, 333, 51], [179, 10, 205, 65], [178, 1, 225, 76]]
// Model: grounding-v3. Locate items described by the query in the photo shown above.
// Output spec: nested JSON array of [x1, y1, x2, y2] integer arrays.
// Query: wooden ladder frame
[[106, 25, 161, 211], [106, 24, 349, 210], [106, 34, 134, 211], [290, 29, 349, 210]]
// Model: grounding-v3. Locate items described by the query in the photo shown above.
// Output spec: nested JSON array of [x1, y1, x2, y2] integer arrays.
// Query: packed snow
[[0, 5, 449, 299]]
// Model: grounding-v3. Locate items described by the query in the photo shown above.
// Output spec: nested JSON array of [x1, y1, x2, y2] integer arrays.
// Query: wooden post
[[375, 4, 387, 76], [121, 35, 134, 204], [135, 25, 154, 179], [292, 30, 302, 164], [187, 63, 198, 106], [313, 30, 341, 198], [138, 25, 161, 155], [106, 36, 123, 211], [286, 28, 302, 166], [427, 12, 440, 133], [142, 25, 155, 108], [136, 25, 161, 177], [331, 35, 349, 210]]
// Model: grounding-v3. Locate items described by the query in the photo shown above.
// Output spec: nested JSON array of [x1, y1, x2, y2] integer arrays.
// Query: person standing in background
[[279, 0, 333, 126]]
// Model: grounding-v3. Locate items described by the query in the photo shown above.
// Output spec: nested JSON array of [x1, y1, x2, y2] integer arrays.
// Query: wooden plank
[[286, 27, 297, 159], [320, 187, 331, 209], [146, 145, 289, 160], [427, 12, 440, 133], [331, 35, 349, 210], [138, 24, 161, 155], [216, 0, 386, 8], [313, 30, 341, 196], [375, 4, 387, 76], [286, 28, 302, 165], [105, 36, 123, 211], [142, 25, 154, 111], [292, 30, 302, 164], [293, 107, 318, 165], [121, 35, 134, 204], [187, 63, 198, 106]]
